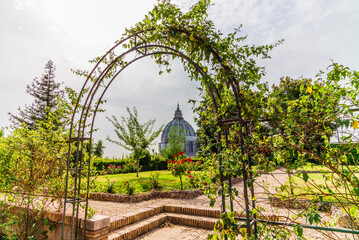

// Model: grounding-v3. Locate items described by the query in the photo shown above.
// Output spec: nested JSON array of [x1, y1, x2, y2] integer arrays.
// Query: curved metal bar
[[63, 26, 252, 239], [61, 32, 148, 238], [63, 45, 221, 239], [82, 47, 221, 237], [63, 32, 159, 238]]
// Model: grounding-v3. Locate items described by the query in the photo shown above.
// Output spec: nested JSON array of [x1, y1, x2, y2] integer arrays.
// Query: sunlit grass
[[276, 164, 359, 203], [93, 170, 194, 194]]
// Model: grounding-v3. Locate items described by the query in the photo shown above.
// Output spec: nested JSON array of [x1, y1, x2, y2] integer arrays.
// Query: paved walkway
[[133, 224, 211, 240], [65, 168, 349, 239]]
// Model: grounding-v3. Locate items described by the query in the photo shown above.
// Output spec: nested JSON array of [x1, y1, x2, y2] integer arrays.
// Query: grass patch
[[93, 170, 195, 194], [276, 164, 359, 203]]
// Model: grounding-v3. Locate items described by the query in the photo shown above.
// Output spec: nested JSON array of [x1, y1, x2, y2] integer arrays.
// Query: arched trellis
[[61, 29, 257, 239]]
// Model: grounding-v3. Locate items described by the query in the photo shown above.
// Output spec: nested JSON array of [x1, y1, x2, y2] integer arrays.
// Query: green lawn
[[93, 170, 195, 194], [276, 165, 359, 203]]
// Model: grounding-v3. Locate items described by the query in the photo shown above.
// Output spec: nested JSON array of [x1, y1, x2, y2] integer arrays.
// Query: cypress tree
[[9, 60, 64, 129]]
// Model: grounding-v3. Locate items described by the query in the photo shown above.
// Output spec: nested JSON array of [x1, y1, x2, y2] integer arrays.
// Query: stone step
[[108, 213, 218, 240]]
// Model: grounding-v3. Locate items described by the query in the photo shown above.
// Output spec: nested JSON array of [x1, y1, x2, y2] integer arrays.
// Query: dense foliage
[[0, 116, 67, 239]]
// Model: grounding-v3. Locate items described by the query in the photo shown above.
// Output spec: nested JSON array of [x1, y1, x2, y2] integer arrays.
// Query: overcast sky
[[1, 0, 358, 157]]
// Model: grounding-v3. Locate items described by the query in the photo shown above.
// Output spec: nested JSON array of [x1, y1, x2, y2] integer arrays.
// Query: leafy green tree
[[9, 60, 64, 129], [93, 140, 105, 158], [106, 107, 164, 177], [161, 125, 186, 160]]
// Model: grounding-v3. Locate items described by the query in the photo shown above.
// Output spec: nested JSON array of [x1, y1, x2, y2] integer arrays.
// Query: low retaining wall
[[88, 177, 243, 203], [0, 205, 110, 240], [88, 189, 204, 203]]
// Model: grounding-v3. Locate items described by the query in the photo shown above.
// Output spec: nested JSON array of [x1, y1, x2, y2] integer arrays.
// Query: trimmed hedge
[[93, 158, 127, 171], [93, 155, 200, 174]]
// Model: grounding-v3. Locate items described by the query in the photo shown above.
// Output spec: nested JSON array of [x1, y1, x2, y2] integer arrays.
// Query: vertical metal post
[[62, 137, 90, 240], [242, 166, 252, 236], [217, 131, 227, 240], [223, 126, 234, 212], [248, 157, 257, 237], [228, 175, 234, 212]]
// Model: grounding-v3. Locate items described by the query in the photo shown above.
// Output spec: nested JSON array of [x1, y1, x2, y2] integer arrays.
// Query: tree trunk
[[179, 175, 183, 190], [136, 158, 139, 177]]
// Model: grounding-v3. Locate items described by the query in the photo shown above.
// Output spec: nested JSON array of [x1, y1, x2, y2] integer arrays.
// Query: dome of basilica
[[159, 104, 197, 156]]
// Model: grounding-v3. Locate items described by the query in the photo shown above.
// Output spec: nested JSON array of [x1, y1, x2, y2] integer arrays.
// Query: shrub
[[124, 181, 134, 195], [105, 178, 116, 194], [104, 164, 122, 175], [149, 172, 160, 189], [0, 118, 66, 239], [93, 157, 126, 171], [167, 151, 194, 190]]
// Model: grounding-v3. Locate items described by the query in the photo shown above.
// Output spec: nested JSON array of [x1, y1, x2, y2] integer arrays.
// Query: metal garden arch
[[61, 28, 257, 239]]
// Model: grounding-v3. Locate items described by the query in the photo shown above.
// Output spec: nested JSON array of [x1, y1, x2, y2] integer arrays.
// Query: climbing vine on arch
[[71, 0, 282, 239]]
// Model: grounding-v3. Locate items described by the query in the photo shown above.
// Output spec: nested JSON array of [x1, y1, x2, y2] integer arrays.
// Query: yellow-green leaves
[[190, 33, 195, 41]]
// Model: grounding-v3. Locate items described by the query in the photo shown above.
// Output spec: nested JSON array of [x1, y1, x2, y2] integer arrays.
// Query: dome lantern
[[174, 103, 183, 119]]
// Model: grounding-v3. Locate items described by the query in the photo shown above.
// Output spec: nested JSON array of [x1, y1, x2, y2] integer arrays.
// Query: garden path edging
[[89, 177, 242, 203], [88, 189, 204, 203]]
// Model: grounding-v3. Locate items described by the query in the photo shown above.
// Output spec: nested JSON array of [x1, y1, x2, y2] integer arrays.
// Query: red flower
[[177, 161, 180, 164], [187, 170, 191, 174], [172, 160, 176, 163], [204, 181, 207, 185], [104, 171, 107, 174], [181, 159, 184, 164], [173, 155, 177, 158], [186, 158, 192, 162], [167, 161, 171, 163], [178, 151, 184, 155]]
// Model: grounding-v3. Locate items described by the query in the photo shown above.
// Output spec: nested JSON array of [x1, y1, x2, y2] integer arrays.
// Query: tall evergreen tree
[[9, 60, 64, 129]]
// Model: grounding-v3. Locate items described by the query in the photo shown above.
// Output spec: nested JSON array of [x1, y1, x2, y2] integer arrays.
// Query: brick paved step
[[109, 204, 279, 234], [108, 213, 218, 240], [109, 206, 163, 231]]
